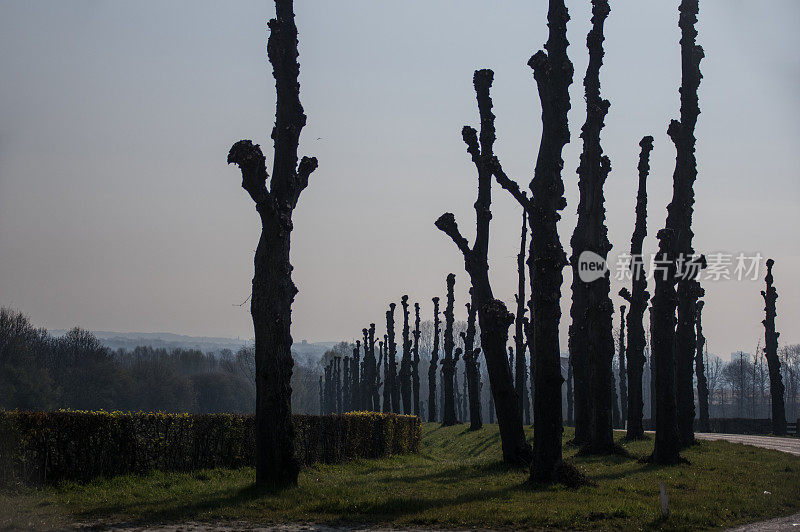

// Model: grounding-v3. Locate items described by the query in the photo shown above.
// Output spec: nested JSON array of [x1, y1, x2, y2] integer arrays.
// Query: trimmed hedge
[[0, 410, 420, 486]]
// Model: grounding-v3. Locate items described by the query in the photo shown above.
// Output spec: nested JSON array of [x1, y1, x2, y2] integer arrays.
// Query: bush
[[0, 410, 420, 486]]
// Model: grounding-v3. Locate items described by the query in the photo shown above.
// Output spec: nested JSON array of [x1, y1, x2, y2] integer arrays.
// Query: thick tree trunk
[[428, 297, 441, 422], [571, 0, 615, 455], [620, 136, 653, 440], [435, 69, 530, 466], [652, 0, 704, 464], [400, 295, 412, 414], [412, 302, 421, 416], [762, 259, 787, 435], [441, 274, 459, 426], [566, 358, 574, 426], [462, 293, 483, 430], [492, 0, 573, 480], [226, 0, 316, 488], [695, 300, 709, 432]]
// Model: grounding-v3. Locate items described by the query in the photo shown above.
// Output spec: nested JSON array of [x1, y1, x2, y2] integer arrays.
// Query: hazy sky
[[1, 1, 798, 360]]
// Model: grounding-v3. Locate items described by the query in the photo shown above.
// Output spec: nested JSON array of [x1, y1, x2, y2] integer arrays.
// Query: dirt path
[[694, 432, 800, 456]]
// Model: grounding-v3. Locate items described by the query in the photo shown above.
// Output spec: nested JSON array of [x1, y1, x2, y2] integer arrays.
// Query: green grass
[[3, 423, 799, 530]]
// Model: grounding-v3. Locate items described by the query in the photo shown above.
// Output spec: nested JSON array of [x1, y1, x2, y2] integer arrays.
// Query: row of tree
[[225, 0, 791, 486]]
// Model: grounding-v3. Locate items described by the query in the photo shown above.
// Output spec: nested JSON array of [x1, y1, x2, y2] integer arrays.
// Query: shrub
[[0, 410, 420, 486]]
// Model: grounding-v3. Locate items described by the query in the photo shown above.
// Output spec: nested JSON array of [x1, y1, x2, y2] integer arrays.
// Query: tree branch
[[435, 213, 472, 259], [227, 140, 271, 207], [490, 157, 531, 210]]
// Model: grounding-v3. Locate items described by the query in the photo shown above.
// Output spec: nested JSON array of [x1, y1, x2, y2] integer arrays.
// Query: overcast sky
[[1, 1, 798, 360]]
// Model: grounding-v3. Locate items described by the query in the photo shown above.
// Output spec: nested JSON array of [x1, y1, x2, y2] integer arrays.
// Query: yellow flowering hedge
[[0, 410, 420, 485]]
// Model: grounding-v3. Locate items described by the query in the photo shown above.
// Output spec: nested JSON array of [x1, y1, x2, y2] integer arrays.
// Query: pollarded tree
[[387, 304, 399, 413], [513, 211, 530, 424], [571, 0, 615, 455], [441, 274, 459, 426], [352, 341, 361, 411], [343, 356, 351, 411], [619, 135, 654, 440], [651, 0, 704, 463], [695, 300, 709, 432], [226, 0, 317, 487], [461, 292, 483, 430], [762, 259, 787, 435], [435, 69, 531, 466], [381, 337, 390, 413], [412, 302, 421, 416], [400, 295, 412, 414], [618, 306, 628, 424], [428, 297, 441, 422], [491, 0, 573, 480]]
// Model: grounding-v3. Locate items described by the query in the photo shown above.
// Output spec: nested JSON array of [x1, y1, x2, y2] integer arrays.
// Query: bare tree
[[492, 0, 573, 479], [650, 0, 703, 463], [618, 305, 628, 426], [386, 304, 399, 412], [695, 300, 709, 431], [400, 295, 412, 414], [513, 211, 530, 425], [441, 274, 460, 426], [461, 291, 483, 430], [436, 69, 530, 465], [762, 259, 787, 435], [428, 297, 441, 422], [619, 135, 653, 440], [226, 0, 317, 487], [412, 302, 421, 416]]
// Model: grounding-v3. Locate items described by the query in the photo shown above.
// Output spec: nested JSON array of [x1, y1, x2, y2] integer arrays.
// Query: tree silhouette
[[695, 300, 709, 432], [225, 0, 317, 488], [762, 259, 787, 435], [619, 135, 653, 440], [386, 304, 399, 412], [618, 305, 628, 425], [651, 0, 704, 464], [436, 69, 530, 465], [492, 0, 573, 479], [412, 302, 422, 416], [461, 291, 483, 430], [513, 211, 529, 425], [441, 274, 459, 426], [428, 297, 441, 422]]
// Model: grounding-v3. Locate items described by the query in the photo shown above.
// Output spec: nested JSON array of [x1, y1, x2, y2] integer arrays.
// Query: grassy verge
[[2, 423, 799, 530]]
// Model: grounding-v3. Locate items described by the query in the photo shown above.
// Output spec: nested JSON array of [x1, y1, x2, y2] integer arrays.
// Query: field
[[3, 423, 800, 530]]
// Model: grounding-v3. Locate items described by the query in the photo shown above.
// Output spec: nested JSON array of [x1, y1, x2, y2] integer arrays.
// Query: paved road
[[695, 432, 800, 456]]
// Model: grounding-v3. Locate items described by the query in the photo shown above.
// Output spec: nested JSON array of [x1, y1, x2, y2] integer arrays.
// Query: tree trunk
[[400, 295, 412, 414], [566, 358, 574, 426], [492, 0, 573, 480], [571, 0, 615, 455], [620, 136, 653, 440], [762, 259, 787, 435], [386, 304, 399, 413], [514, 212, 529, 423], [652, 0, 704, 464], [695, 300, 709, 432], [442, 274, 460, 426], [412, 302, 421, 416], [618, 306, 628, 426], [428, 297, 441, 422], [462, 293, 483, 430], [435, 69, 530, 466], [352, 341, 361, 411], [381, 337, 390, 413], [226, 0, 317, 488]]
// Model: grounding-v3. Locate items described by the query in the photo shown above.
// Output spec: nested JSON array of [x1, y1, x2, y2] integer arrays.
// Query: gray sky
[[1, 1, 798, 360]]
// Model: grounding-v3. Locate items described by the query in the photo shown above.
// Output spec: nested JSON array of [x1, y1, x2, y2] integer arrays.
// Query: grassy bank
[[3, 423, 799, 530]]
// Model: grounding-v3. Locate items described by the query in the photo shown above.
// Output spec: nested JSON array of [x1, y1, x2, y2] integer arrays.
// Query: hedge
[[0, 410, 420, 486]]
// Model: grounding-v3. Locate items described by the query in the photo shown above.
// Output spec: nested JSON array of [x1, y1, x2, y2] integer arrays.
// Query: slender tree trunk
[[412, 302, 421, 416], [400, 295, 412, 414], [436, 69, 531, 466], [343, 356, 351, 411], [514, 212, 529, 421], [428, 297, 441, 422], [381, 338, 390, 413], [352, 341, 361, 411], [318, 375, 323, 415], [762, 259, 787, 435], [387, 304, 399, 413], [620, 136, 653, 440], [226, 0, 317, 488], [462, 292, 483, 430], [618, 306, 628, 426], [695, 300, 709, 432], [652, 0, 704, 464], [442, 274, 460, 426], [611, 370, 621, 430]]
